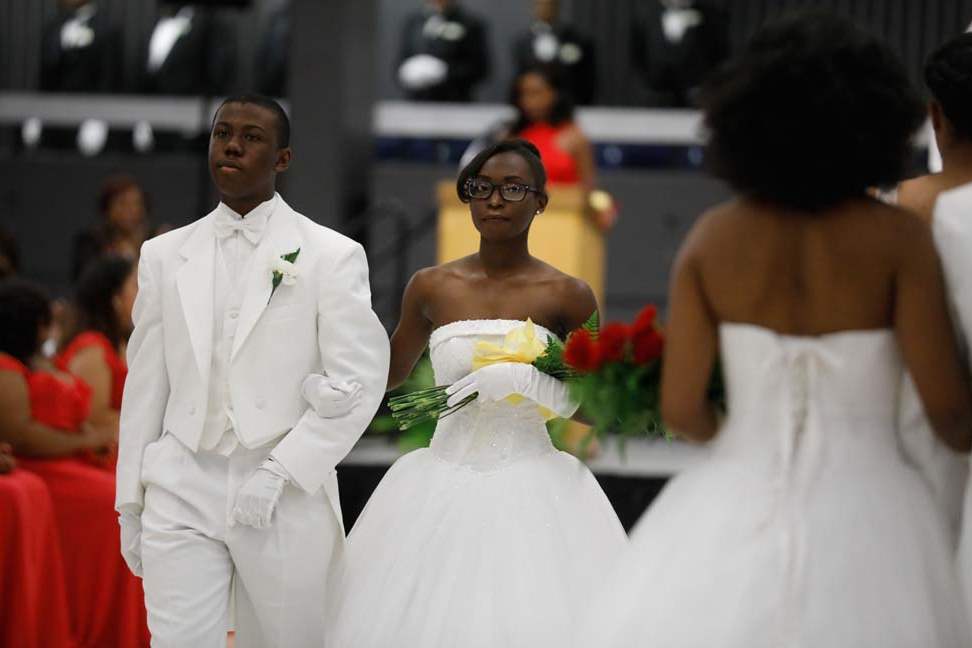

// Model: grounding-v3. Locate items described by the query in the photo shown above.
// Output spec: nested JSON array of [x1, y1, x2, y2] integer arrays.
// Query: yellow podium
[[436, 181, 605, 306], [437, 181, 604, 456]]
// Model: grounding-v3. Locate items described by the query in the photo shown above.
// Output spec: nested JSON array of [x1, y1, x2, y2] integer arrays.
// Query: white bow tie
[[214, 210, 266, 244]]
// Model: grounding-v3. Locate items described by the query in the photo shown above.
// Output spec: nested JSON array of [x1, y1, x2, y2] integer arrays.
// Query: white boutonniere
[[269, 248, 300, 302]]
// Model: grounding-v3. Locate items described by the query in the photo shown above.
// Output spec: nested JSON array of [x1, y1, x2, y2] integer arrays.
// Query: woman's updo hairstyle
[[699, 10, 924, 211]]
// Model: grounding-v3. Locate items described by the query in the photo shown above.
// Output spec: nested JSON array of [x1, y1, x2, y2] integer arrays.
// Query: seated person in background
[[396, 0, 490, 102], [0, 278, 150, 648], [57, 255, 136, 469], [0, 226, 19, 280], [513, 0, 596, 105], [0, 279, 111, 460], [72, 174, 150, 281]]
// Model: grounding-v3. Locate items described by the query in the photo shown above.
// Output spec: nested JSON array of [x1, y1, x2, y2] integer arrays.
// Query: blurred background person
[[897, 33, 972, 221], [631, 0, 730, 107], [27, 0, 122, 155], [0, 278, 149, 648], [889, 32, 972, 546], [40, 0, 120, 94], [56, 255, 136, 470], [508, 64, 615, 231], [512, 0, 596, 105], [139, 2, 236, 96], [71, 174, 150, 281], [396, 0, 490, 102]]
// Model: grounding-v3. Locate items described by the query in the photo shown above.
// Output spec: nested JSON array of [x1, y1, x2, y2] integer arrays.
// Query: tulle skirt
[[580, 450, 970, 648], [328, 447, 627, 648]]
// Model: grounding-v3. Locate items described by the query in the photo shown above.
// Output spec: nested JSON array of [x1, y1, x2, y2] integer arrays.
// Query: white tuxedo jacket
[[116, 197, 390, 524]]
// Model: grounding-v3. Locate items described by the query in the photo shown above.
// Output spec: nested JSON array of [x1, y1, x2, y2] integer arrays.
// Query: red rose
[[598, 323, 630, 363], [564, 329, 603, 373], [633, 327, 664, 365], [632, 305, 658, 335]]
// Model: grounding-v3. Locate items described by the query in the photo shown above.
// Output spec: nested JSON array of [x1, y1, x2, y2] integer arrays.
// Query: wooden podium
[[436, 181, 604, 456], [436, 181, 605, 306]]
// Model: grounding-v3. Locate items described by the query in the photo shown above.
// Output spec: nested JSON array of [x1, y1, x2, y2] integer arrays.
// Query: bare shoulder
[[533, 261, 598, 325], [406, 256, 476, 298], [881, 200, 936, 254], [559, 122, 590, 149], [897, 174, 944, 223], [677, 199, 743, 261]]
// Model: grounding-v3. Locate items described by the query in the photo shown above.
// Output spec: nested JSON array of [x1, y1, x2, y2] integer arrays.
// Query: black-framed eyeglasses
[[464, 178, 541, 202]]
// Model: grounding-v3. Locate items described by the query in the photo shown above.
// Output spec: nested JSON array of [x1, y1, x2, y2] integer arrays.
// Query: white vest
[[199, 243, 246, 453]]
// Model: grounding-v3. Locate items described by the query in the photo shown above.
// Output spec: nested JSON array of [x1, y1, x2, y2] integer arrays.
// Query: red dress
[[516, 122, 582, 185], [56, 332, 127, 470], [57, 331, 127, 411], [0, 467, 74, 648], [0, 354, 149, 648]]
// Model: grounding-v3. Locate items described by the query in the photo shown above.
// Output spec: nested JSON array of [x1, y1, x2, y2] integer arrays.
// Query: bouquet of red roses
[[564, 305, 670, 438], [565, 305, 726, 440]]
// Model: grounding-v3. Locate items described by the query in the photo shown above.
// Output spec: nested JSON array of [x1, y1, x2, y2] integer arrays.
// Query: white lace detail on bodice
[[427, 320, 558, 471]]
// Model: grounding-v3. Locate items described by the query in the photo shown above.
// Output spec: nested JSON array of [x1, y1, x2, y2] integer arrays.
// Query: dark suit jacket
[[139, 8, 236, 96], [512, 23, 596, 105], [40, 5, 121, 92], [396, 4, 490, 102], [630, 1, 730, 107]]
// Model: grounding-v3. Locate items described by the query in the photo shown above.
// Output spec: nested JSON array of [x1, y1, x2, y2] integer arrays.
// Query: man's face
[[208, 102, 290, 202]]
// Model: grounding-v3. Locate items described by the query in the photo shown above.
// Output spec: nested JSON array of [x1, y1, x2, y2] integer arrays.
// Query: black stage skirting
[[337, 465, 669, 534]]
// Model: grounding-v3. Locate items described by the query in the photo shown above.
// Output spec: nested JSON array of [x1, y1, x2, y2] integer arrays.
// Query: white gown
[[936, 184, 972, 621], [582, 323, 970, 648], [328, 319, 627, 648]]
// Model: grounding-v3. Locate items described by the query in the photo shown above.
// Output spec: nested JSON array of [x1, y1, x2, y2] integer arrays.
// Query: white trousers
[[140, 433, 342, 648]]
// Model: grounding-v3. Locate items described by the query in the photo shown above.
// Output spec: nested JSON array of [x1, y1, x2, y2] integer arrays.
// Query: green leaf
[[582, 310, 600, 335]]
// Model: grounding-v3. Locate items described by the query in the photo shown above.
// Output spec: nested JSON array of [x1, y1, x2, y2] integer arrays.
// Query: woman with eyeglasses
[[327, 139, 626, 648]]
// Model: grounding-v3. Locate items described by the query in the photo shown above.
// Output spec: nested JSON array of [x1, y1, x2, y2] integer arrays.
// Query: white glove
[[301, 374, 362, 418], [398, 54, 448, 89], [445, 362, 578, 418], [231, 459, 289, 529], [119, 509, 143, 577]]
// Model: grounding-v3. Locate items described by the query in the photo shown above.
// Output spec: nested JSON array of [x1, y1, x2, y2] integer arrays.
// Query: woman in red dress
[[57, 255, 136, 470], [0, 279, 149, 648], [507, 64, 616, 230]]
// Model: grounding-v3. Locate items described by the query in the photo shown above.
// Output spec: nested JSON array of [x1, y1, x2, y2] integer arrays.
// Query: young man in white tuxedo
[[115, 95, 390, 647]]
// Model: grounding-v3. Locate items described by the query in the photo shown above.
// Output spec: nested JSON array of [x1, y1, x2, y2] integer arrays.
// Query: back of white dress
[[936, 184, 972, 623], [584, 324, 969, 648]]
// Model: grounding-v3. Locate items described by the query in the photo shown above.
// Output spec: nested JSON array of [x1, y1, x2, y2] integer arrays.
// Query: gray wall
[[0, 153, 729, 324]]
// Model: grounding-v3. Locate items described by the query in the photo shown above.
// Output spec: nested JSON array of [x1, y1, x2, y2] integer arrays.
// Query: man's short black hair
[[213, 94, 291, 148]]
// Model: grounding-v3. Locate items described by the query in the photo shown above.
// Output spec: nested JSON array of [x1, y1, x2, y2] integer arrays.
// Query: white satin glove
[[301, 374, 362, 418], [231, 459, 290, 529], [119, 509, 143, 577], [398, 54, 448, 89], [445, 362, 579, 418]]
